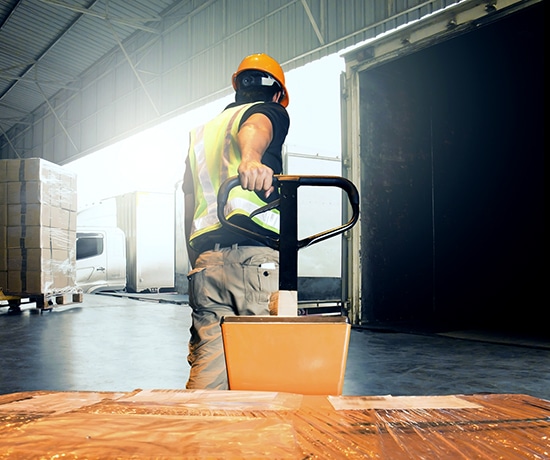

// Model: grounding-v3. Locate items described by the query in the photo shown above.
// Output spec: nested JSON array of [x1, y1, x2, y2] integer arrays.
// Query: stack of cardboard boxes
[[0, 158, 78, 301]]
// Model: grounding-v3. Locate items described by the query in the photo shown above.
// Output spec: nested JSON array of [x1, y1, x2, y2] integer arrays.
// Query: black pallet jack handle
[[217, 175, 360, 292]]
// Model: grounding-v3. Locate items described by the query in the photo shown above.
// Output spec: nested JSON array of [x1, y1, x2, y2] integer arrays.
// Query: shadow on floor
[[1, 294, 549, 401]]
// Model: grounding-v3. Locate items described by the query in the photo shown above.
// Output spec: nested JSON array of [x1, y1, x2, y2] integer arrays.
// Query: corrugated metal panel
[[1, 0, 464, 164]]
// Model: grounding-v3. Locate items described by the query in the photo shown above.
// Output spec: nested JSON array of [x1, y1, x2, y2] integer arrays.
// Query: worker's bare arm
[[237, 113, 275, 198]]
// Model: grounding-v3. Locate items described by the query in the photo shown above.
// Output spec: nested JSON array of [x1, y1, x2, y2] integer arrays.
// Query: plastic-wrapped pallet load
[[0, 158, 78, 306], [0, 390, 548, 458]]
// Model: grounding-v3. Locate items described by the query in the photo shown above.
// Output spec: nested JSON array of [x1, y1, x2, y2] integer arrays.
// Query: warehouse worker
[[182, 53, 290, 389]]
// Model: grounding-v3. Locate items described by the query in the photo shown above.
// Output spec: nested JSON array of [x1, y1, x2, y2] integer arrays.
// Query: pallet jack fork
[[217, 175, 360, 395]]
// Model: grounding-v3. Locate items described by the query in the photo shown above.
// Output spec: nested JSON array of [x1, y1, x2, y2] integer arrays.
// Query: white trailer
[[76, 191, 176, 293], [115, 192, 175, 293]]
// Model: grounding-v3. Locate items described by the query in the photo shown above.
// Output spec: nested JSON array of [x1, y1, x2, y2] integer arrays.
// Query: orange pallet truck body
[[217, 175, 359, 395]]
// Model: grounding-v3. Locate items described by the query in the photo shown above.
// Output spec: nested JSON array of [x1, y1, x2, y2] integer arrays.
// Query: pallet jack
[[217, 175, 360, 395]]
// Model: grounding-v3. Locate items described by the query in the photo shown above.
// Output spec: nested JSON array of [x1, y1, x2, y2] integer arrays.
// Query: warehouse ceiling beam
[[0, 0, 22, 30], [0, 0, 102, 119], [40, 0, 161, 34], [0, 102, 29, 117], [0, 124, 21, 158], [35, 81, 79, 154], [301, 0, 325, 45], [0, 72, 79, 92], [106, 19, 161, 117], [0, 62, 37, 75]]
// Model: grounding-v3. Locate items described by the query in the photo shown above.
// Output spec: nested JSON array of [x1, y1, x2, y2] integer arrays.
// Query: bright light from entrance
[[65, 54, 345, 211]]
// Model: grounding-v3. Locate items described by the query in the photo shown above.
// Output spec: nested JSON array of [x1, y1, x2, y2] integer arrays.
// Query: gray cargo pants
[[185, 245, 279, 390]]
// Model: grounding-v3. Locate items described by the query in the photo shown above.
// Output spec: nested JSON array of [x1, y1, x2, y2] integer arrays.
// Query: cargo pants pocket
[[241, 255, 279, 315]]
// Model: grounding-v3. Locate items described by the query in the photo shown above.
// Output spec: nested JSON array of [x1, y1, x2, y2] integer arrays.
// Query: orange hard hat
[[232, 53, 289, 107]]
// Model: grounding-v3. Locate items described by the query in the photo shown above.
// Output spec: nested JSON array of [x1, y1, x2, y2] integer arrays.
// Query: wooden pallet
[[33, 292, 84, 310], [0, 288, 83, 313]]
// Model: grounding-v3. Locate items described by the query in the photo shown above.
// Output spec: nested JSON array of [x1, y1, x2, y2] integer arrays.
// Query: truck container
[[341, 0, 543, 333], [115, 192, 175, 293], [76, 191, 176, 293]]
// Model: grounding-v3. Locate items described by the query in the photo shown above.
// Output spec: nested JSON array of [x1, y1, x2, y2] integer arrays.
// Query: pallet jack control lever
[[218, 175, 359, 249]]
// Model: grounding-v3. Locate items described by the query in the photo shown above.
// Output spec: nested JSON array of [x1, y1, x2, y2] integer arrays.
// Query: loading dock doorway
[[344, 1, 544, 334]]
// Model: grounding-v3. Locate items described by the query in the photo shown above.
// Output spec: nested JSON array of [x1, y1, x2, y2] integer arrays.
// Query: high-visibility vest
[[187, 102, 280, 249]]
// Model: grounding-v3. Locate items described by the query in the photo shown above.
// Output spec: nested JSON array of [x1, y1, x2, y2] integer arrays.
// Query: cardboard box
[[51, 228, 72, 251], [0, 227, 6, 271], [7, 203, 51, 227], [0, 203, 6, 226], [57, 174, 78, 211], [8, 248, 41, 271], [50, 206, 70, 229], [53, 272, 73, 288], [5, 159, 30, 182], [0, 248, 6, 272], [68, 208, 77, 232], [7, 181, 44, 205], [8, 269, 53, 294], [0, 160, 6, 182], [0, 182, 7, 203], [6, 158, 49, 183], [7, 226, 48, 249]]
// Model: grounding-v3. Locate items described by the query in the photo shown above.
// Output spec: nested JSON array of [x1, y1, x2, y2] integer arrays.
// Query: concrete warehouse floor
[[1, 293, 549, 401]]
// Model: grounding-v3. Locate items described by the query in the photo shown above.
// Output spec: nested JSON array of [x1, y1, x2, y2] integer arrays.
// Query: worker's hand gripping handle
[[217, 175, 360, 251]]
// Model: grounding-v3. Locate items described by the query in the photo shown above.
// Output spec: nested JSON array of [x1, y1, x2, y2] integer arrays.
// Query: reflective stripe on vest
[[187, 102, 280, 247]]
